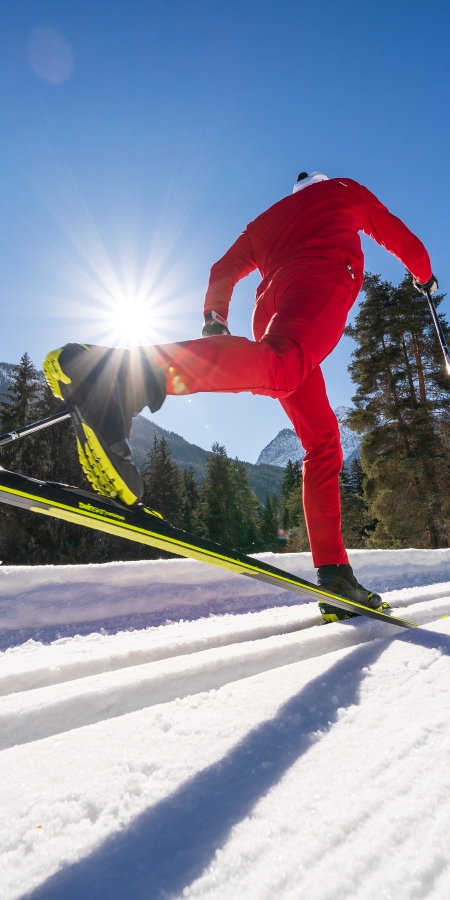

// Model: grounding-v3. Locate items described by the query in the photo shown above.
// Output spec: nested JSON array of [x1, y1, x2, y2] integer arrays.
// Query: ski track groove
[[0, 605, 323, 698], [1, 586, 449, 698], [0, 589, 449, 753]]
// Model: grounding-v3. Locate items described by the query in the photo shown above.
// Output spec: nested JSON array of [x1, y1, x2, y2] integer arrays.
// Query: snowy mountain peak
[[256, 408, 362, 468], [256, 429, 305, 469], [334, 405, 351, 423]]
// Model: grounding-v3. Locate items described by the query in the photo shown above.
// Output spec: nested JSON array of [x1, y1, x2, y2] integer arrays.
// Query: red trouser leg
[[149, 261, 357, 566], [280, 369, 349, 566]]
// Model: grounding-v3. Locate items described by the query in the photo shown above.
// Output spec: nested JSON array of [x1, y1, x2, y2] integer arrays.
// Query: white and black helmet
[[293, 171, 329, 193]]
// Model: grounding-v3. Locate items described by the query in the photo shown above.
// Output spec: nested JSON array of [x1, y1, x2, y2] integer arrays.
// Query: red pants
[[151, 260, 360, 566]]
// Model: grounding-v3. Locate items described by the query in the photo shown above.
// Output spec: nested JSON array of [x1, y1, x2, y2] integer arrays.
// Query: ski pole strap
[[426, 291, 450, 373], [0, 410, 71, 447]]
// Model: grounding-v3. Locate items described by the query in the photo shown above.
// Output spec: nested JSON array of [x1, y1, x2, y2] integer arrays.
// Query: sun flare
[[52, 206, 199, 348], [54, 230, 196, 349], [36, 151, 202, 350], [106, 294, 159, 347]]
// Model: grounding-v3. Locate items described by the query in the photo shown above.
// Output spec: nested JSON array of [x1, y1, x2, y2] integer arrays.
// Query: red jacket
[[204, 178, 432, 319]]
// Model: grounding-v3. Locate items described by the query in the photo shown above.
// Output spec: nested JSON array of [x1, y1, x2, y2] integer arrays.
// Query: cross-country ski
[[0, 466, 416, 628]]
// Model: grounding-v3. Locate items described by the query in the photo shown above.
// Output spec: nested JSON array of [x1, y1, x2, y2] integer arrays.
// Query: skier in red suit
[[44, 172, 437, 619]]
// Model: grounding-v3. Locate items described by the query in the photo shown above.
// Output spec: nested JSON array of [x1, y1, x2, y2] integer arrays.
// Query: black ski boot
[[317, 563, 384, 623], [43, 343, 166, 505]]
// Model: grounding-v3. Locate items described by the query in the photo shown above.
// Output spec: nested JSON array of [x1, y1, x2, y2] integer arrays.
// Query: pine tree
[[0, 353, 40, 474], [340, 459, 374, 548], [141, 436, 185, 526], [196, 442, 261, 552], [280, 460, 302, 529], [257, 493, 282, 552], [229, 458, 261, 553], [345, 272, 450, 548], [279, 459, 309, 551], [0, 354, 43, 562], [181, 467, 200, 532], [196, 443, 235, 546]]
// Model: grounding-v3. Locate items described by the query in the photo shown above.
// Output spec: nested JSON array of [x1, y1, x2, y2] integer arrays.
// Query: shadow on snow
[[25, 627, 448, 900]]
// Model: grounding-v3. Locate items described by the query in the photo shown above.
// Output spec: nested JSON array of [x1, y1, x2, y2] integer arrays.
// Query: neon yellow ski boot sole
[[43, 346, 142, 506]]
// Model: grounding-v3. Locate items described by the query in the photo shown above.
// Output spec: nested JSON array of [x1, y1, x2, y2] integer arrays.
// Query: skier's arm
[[204, 230, 257, 321], [359, 184, 433, 284]]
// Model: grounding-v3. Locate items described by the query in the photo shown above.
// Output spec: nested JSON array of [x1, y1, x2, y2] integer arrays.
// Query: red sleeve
[[359, 184, 432, 283], [204, 230, 257, 319]]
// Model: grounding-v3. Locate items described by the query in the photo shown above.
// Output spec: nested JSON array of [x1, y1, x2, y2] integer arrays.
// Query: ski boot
[[317, 564, 385, 623], [43, 343, 166, 505]]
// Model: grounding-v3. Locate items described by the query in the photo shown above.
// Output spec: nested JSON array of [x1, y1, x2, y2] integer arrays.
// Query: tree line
[[1, 269, 449, 564]]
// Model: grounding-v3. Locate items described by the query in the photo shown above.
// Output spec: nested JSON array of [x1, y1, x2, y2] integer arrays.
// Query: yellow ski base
[[76, 427, 138, 507]]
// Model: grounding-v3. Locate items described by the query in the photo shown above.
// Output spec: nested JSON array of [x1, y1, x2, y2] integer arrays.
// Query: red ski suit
[[151, 178, 432, 565]]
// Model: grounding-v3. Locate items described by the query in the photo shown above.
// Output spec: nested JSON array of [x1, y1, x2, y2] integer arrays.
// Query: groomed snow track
[[2, 550, 450, 899]]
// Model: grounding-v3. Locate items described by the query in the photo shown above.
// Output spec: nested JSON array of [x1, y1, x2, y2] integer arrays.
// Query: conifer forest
[[1, 272, 450, 565]]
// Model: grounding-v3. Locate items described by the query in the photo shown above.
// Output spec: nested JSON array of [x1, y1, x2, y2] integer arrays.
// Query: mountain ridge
[[256, 405, 362, 468]]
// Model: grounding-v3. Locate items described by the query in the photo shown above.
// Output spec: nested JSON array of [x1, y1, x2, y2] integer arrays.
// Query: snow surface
[[2, 549, 450, 898], [256, 405, 361, 467]]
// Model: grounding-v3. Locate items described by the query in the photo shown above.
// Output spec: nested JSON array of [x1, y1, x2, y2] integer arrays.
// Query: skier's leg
[[152, 333, 306, 399], [42, 263, 355, 504], [280, 368, 384, 620], [279, 366, 348, 567]]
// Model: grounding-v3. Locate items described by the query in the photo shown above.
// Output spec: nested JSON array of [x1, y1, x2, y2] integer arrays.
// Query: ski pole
[[426, 290, 450, 374], [0, 409, 70, 447]]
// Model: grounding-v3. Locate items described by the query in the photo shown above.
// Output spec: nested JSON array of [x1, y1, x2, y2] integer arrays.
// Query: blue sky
[[0, 0, 449, 462]]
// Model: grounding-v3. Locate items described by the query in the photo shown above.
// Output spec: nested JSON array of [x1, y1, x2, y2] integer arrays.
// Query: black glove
[[413, 274, 439, 296], [202, 311, 231, 336]]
